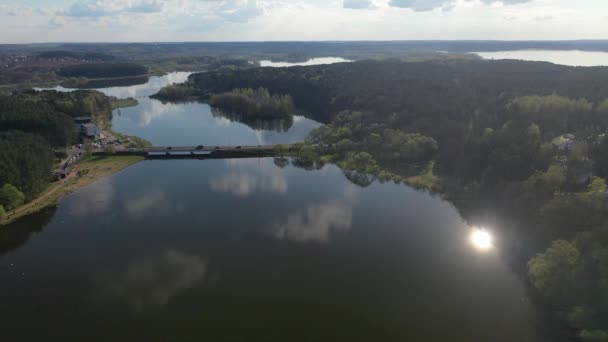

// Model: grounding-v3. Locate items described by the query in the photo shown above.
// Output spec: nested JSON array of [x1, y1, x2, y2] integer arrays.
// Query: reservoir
[[0, 159, 553, 341], [5, 63, 562, 341]]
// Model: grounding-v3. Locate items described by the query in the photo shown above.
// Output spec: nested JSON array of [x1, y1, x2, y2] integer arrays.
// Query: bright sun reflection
[[469, 228, 494, 252]]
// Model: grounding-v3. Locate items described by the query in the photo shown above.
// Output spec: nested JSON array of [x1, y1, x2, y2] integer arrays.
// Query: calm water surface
[[4, 63, 561, 341], [1, 159, 550, 341], [260, 57, 352, 67], [41, 72, 322, 146], [476, 50, 608, 66]]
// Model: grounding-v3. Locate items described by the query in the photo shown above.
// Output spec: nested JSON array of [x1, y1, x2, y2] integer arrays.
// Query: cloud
[[66, 0, 262, 22], [388, 0, 534, 12], [98, 250, 208, 312], [343, 0, 374, 9], [216, 0, 262, 22], [273, 202, 353, 243]]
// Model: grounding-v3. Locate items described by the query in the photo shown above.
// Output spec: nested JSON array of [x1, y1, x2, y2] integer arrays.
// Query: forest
[[58, 62, 148, 79], [208, 88, 294, 118], [0, 90, 113, 207], [156, 59, 608, 340]]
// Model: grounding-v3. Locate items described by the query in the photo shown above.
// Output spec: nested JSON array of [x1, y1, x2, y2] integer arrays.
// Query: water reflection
[[98, 250, 207, 313], [68, 178, 115, 218], [125, 190, 172, 221], [209, 158, 288, 197], [469, 228, 494, 252], [211, 107, 294, 132], [113, 98, 321, 146], [39, 72, 192, 99], [0, 207, 56, 257], [273, 201, 353, 243], [0, 159, 555, 341], [260, 57, 352, 67]]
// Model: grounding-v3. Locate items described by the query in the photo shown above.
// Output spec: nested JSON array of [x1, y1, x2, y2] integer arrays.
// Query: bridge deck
[[93, 144, 295, 159]]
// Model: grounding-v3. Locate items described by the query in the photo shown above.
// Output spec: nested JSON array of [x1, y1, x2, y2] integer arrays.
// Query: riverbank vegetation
[[0, 89, 147, 224], [111, 98, 139, 110], [208, 88, 294, 118], [0, 155, 143, 226], [163, 59, 608, 338]]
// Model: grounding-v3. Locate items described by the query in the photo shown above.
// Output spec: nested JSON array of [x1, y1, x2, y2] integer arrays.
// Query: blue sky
[[1, 0, 607, 43]]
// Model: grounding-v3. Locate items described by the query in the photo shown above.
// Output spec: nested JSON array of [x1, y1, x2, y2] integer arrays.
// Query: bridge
[[93, 144, 294, 159]]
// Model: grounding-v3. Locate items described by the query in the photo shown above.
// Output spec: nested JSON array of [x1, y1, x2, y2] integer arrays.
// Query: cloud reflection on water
[[273, 201, 353, 243], [209, 159, 288, 197], [99, 250, 207, 313]]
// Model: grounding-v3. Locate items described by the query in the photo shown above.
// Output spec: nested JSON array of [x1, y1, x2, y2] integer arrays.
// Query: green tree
[[0, 184, 25, 211], [528, 240, 580, 298], [0, 204, 5, 219], [336, 139, 354, 154]]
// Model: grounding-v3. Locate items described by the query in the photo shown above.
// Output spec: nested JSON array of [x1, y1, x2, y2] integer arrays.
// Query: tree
[[0, 204, 5, 219], [0, 184, 25, 211], [528, 240, 580, 298], [273, 157, 290, 169], [0, 131, 54, 198], [336, 139, 354, 154]]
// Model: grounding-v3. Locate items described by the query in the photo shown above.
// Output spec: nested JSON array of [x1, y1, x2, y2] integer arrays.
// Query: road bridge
[[92, 144, 295, 159]]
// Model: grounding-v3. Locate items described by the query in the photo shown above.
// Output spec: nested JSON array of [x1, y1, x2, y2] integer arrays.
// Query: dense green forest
[[59, 62, 148, 78], [208, 88, 294, 118], [158, 59, 608, 339], [0, 131, 54, 201], [0, 90, 113, 202]]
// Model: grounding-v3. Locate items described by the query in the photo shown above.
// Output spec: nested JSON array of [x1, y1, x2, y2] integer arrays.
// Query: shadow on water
[[0, 206, 57, 257], [210, 107, 294, 132]]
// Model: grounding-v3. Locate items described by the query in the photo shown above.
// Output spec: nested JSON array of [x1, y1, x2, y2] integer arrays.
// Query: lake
[[41, 72, 322, 146], [0, 158, 555, 341], [475, 50, 608, 66], [3, 65, 562, 341], [260, 57, 352, 67]]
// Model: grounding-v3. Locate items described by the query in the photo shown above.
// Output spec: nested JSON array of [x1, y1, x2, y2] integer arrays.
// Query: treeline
[[59, 62, 148, 78], [208, 88, 294, 118], [166, 59, 608, 123], [38, 51, 116, 61]]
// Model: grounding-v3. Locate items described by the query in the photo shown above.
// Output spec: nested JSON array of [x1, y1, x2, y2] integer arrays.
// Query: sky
[[0, 0, 607, 43]]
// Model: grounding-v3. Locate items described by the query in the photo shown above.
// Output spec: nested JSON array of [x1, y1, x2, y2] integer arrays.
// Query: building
[[74, 116, 101, 139]]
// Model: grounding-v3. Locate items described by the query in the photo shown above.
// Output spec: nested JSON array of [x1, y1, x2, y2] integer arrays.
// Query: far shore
[[0, 155, 143, 226]]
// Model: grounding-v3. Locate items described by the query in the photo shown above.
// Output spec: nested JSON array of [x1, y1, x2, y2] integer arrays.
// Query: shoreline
[[0, 155, 143, 226]]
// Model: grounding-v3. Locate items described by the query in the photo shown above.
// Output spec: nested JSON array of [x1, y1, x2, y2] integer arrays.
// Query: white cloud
[[343, 0, 374, 9], [1, 0, 608, 42], [387, 0, 534, 12]]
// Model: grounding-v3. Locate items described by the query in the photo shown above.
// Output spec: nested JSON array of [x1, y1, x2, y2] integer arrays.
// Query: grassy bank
[[111, 98, 139, 109], [0, 155, 143, 226]]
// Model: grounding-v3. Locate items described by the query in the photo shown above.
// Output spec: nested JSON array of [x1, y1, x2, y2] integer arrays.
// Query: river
[[3, 66, 561, 341]]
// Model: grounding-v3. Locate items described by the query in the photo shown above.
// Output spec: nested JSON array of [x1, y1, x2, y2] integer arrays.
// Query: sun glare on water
[[469, 228, 494, 252]]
